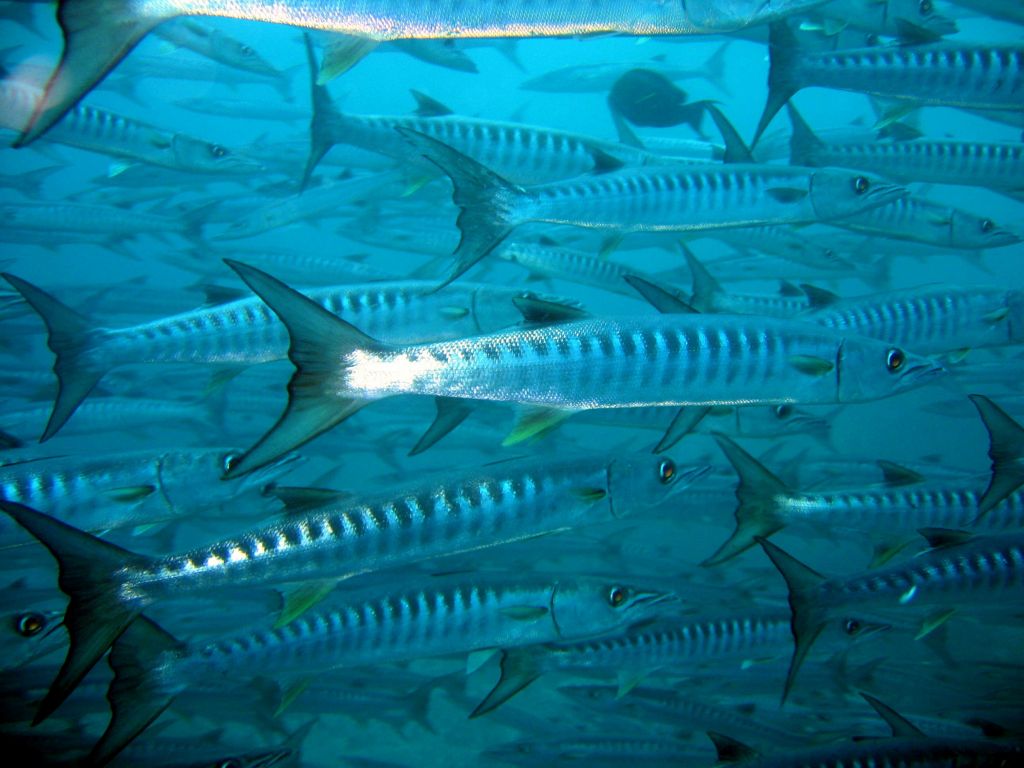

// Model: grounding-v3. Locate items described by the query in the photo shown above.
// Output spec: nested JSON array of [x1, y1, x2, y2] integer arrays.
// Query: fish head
[[171, 134, 265, 175], [551, 579, 676, 641], [210, 36, 282, 79], [0, 607, 65, 671], [607, 454, 711, 515], [891, 0, 958, 37], [948, 210, 1021, 249], [836, 337, 945, 402], [808, 169, 907, 221]]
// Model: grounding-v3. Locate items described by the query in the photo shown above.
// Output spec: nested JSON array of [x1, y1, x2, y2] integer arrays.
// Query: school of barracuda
[[1, 0, 1023, 764]]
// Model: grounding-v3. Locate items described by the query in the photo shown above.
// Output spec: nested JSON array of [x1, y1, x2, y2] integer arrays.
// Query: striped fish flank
[[222, 260, 943, 477], [2, 274, 580, 441], [85, 576, 672, 765], [805, 285, 1024, 355], [755, 24, 1024, 144], [760, 532, 1024, 699], [0, 452, 703, 726], [0, 80, 260, 174], [18, 0, 825, 145]]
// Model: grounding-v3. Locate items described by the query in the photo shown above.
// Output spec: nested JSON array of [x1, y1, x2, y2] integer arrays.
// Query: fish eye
[[15, 612, 46, 637], [209, 144, 228, 158], [918, 0, 932, 14], [885, 348, 905, 373], [980, 219, 994, 233], [223, 453, 241, 474], [657, 458, 676, 484], [607, 586, 628, 608], [239, 45, 253, 57], [773, 404, 792, 419], [851, 176, 870, 195], [843, 618, 862, 636]]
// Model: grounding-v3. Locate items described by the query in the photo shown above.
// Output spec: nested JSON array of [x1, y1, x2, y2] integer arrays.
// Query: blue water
[[1, 4, 1023, 766]]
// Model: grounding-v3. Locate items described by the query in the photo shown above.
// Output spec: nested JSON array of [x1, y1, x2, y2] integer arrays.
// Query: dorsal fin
[[707, 732, 759, 763], [681, 248, 724, 313], [800, 283, 841, 310], [785, 102, 824, 167], [624, 275, 697, 315], [410, 90, 454, 118], [704, 103, 754, 164], [918, 527, 974, 550], [861, 693, 926, 738], [877, 460, 925, 487]]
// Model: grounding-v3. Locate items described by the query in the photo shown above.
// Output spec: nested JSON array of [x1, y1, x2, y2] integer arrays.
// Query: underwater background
[[1, 2, 1023, 766]]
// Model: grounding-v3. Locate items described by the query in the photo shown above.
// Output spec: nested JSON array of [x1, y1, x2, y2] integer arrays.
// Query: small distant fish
[[607, 69, 708, 131]]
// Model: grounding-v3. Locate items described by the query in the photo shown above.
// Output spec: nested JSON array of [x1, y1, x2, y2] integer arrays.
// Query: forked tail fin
[[301, 33, 343, 191], [969, 394, 1024, 520], [91, 616, 185, 766], [0, 501, 152, 725], [397, 127, 527, 289], [756, 537, 829, 704], [2, 272, 109, 441], [15, 0, 175, 145], [751, 22, 801, 149], [223, 260, 379, 478], [702, 434, 790, 567]]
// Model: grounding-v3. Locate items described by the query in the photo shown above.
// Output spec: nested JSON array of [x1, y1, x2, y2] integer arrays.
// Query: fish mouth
[[783, 415, 830, 434], [664, 464, 713, 498], [903, 361, 947, 388], [632, 590, 678, 609], [867, 182, 909, 207]]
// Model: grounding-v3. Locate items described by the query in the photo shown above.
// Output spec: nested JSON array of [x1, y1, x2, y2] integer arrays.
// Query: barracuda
[[805, 284, 1024, 355], [17, 0, 829, 146], [759, 531, 1024, 700], [0, 81, 261, 174], [301, 35, 658, 187], [472, 611, 883, 716], [0, 451, 703, 727], [708, 693, 1024, 768], [832, 194, 1020, 250], [754, 24, 1024, 145], [400, 129, 907, 285], [85, 575, 672, 764], [787, 103, 1024, 199], [0, 448, 294, 539], [705, 433, 1024, 566], [3, 273, 581, 441], [222, 260, 940, 476]]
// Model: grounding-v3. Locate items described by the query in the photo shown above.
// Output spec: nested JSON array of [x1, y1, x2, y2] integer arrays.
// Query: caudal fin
[[301, 33, 342, 190], [702, 434, 789, 567], [91, 616, 185, 766], [397, 127, 526, 289], [756, 537, 829, 704], [15, 0, 174, 145], [751, 22, 801, 149], [2, 272, 108, 441], [969, 394, 1024, 520], [470, 648, 542, 718], [786, 103, 825, 167], [0, 501, 151, 724], [223, 260, 377, 478]]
